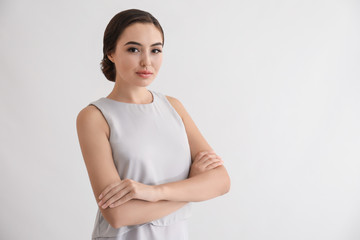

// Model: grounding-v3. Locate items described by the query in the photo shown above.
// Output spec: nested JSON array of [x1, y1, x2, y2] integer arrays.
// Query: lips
[[136, 70, 153, 78], [136, 70, 153, 74]]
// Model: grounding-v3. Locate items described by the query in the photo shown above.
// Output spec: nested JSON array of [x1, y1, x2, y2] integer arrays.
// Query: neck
[[107, 82, 152, 104]]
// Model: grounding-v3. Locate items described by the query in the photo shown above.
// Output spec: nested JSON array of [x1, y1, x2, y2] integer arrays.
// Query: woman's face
[[108, 23, 163, 87]]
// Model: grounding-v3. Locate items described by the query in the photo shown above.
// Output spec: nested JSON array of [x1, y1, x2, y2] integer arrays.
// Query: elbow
[[109, 220, 123, 229], [218, 166, 231, 196], [108, 217, 129, 229], [221, 173, 231, 195], [106, 215, 122, 229], [104, 207, 141, 229], [103, 211, 127, 229], [109, 221, 120, 229], [225, 176, 231, 193]]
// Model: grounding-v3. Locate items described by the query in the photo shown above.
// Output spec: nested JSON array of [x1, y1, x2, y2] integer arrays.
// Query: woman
[[76, 9, 230, 240]]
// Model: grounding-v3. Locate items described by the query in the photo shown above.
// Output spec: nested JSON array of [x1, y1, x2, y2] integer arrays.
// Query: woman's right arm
[[76, 105, 187, 229]]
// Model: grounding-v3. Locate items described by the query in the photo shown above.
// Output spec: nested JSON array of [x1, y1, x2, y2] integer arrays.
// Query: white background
[[1, 0, 360, 239]]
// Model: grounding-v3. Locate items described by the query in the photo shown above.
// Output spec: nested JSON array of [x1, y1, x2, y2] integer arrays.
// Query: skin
[[106, 22, 163, 103], [76, 22, 230, 228]]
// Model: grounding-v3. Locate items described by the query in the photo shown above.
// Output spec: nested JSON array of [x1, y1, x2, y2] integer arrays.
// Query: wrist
[[154, 184, 166, 201]]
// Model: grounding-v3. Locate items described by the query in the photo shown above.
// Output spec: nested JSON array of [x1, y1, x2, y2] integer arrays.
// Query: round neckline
[[102, 89, 156, 106]]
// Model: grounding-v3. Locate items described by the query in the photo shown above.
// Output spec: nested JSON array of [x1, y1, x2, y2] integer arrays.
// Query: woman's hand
[[189, 150, 224, 177], [97, 179, 159, 209], [97, 151, 224, 209]]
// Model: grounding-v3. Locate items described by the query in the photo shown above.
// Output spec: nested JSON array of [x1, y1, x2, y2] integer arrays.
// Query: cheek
[[154, 56, 163, 70], [117, 55, 137, 71]]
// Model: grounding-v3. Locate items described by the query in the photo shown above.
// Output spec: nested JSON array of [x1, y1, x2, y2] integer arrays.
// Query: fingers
[[99, 181, 121, 200], [99, 185, 132, 209], [194, 150, 217, 162], [201, 157, 223, 170], [98, 179, 135, 209], [98, 181, 123, 204], [197, 152, 222, 166], [198, 153, 221, 164], [109, 191, 135, 208], [194, 150, 212, 162], [205, 159, 224, 170], [191, 152, 224, 175]]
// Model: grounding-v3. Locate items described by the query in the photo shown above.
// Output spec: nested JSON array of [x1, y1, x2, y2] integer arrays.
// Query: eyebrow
[[124, 41, 163, 47]]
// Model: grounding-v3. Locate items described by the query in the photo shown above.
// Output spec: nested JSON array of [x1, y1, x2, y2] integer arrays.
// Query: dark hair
[[101, 9, 165, 82]]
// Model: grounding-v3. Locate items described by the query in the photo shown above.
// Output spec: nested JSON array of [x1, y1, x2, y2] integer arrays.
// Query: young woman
[[76, 9, 230, 240]]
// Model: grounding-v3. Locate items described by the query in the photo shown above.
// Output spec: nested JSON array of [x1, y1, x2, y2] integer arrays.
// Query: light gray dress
[[88, 89, 192, 240]]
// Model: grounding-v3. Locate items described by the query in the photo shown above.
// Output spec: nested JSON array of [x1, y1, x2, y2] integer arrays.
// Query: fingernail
[[102, 204, 107, 209], [99, 194, 103, 199]]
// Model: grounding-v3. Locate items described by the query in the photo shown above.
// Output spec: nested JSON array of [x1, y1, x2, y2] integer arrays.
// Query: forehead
[[118, 23, 163, 45]]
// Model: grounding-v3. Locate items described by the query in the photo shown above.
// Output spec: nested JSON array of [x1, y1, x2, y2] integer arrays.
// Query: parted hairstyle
[[101, 9, 165, 82]]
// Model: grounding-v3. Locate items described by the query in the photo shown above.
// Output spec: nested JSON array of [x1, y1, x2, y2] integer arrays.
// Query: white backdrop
[[1, 0, 360, 239]]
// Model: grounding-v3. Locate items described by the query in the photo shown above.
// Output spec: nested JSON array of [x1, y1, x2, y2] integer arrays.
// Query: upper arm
[[165, 96, 214, 161], [76, 105, 121, 226], [166, 96, 230, 192]]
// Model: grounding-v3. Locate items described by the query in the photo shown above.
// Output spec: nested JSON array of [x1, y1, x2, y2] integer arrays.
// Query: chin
[[135, 79, 154, 87]]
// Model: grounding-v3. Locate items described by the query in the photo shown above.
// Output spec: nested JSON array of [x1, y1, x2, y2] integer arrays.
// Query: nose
[[140, 52, 151, 67]]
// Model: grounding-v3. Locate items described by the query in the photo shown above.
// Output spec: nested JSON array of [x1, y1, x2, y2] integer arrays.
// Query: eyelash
[[127, 47, 162, 54]]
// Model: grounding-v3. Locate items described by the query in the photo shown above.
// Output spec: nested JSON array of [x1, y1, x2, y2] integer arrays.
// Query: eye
[[152, 49, 162, 54], [127, 47, 139, 53]]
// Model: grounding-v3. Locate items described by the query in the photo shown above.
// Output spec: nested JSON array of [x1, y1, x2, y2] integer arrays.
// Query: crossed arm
[[76, 96, 230, 228]]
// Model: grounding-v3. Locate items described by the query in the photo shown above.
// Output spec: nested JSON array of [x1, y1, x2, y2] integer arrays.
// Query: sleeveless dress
[[88, 89, 192, 240]]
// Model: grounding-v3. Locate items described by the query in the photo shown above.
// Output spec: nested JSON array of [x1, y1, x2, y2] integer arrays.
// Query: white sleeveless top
[[88, 89, 192, 239]]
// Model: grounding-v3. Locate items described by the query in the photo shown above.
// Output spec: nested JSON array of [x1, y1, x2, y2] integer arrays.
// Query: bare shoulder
[[76, 105, 109, 138], [165, 95, 186, 119], [75, 104, 121, 226], [165, 95, 181, 106], [165, 95, 214, 159]]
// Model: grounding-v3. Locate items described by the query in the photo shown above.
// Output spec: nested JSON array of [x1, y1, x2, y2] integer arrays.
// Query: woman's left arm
[[154, 96, 230, 201], [99, 96, 231, 206], [157, 162, 230, 202]]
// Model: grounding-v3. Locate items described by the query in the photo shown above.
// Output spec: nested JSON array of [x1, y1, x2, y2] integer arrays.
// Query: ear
[[107, 53, 114, 63]]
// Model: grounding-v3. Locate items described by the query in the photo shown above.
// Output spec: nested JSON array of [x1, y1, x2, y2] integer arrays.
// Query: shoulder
[[165, 95, 187, 119], [76, 104, 109, 137], [165, 95, 183, 108], [165, 94, 215, 160], [76, 105, 102, 124]]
